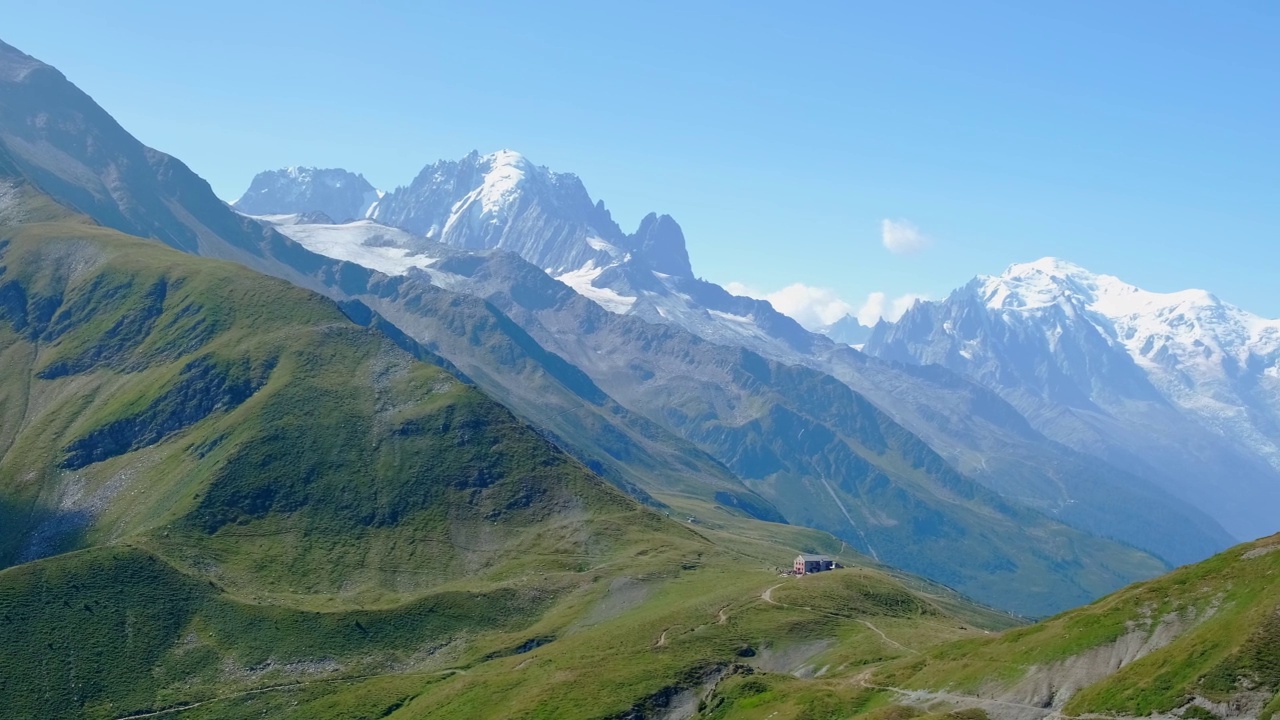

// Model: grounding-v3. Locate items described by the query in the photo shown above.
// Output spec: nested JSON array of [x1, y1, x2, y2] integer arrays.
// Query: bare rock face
[[234, 167, 379, 223], [992, 605, 1212, 714], [629, 212, 693, 278]]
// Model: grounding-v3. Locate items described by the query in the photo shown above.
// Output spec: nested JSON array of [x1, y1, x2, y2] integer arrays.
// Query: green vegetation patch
[[61, 353, 274, 469], [0, 546, 552, 720], [875, 536, 1280, 717], [1199, 605, 1280, 697]]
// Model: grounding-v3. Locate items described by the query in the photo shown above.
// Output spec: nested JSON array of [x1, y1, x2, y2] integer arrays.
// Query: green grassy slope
[[359, 271, 788, 522], [0, 545, 556, 719], [0, 178, 1018, 719], [0, 536, 1016, 720], [0, 214, 651, 595], [869, 533, 1280, 720]]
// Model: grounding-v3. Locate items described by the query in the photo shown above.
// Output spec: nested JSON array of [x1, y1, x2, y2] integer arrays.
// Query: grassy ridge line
[[0, 528, 1011, 720], [146, 566, 1003, 720]]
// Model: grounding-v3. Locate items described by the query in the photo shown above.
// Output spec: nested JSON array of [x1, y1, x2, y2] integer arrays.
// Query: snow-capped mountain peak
[[1002, 256, 1092, 279], [980, 257, 1117, 311], [236, 150, 705, 284], [355, 149, 631, 274], [981, 256, 1216, 316], [977, 257, 1280, 364], [234, 151, 810, 352], [867, 258, 1280, 528], [440, 150, 535, 235]]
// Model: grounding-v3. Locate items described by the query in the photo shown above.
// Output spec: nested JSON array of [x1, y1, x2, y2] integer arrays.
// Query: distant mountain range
[[866, 258, 1280, 541], [228, 149, 1270, 583], [233, 152, 1278, 547], [236, 215, 1166, 615]]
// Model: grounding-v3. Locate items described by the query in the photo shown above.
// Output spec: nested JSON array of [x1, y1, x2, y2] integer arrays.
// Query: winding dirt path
[[763, 581, 918, 656], [858, 619, 919, 655], [762, 583, 785, 605]]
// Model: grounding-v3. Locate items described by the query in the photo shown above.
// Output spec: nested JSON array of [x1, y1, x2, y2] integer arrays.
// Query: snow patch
[[556, 263, 636, 314], [476, 150, 529, 216], [708, 309, 754, 324], [585, 236, 622, 257], [261, 219, 437, 276], [361, 189, 385, 218], [250, 213, 310, 226]]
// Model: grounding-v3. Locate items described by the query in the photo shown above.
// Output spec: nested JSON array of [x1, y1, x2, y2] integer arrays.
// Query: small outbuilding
[[793, 554, 835, 575]]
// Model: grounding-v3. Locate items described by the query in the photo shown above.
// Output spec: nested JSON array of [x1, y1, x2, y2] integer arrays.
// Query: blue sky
[[5, 1, 1278, 323]]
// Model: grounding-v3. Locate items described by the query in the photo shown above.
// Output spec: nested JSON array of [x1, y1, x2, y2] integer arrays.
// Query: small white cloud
[[729, 281, 926, 330], [763, 284, 857, 329], [856, 292, 927, 325], [881, 218, 930, 254], [856, 292, 887, 326], [727, 281, 855, 329]]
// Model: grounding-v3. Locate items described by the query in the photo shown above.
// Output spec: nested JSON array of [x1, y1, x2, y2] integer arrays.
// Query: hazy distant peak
[[233, 167, 381, 222], [817, 314, 873, 346]]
